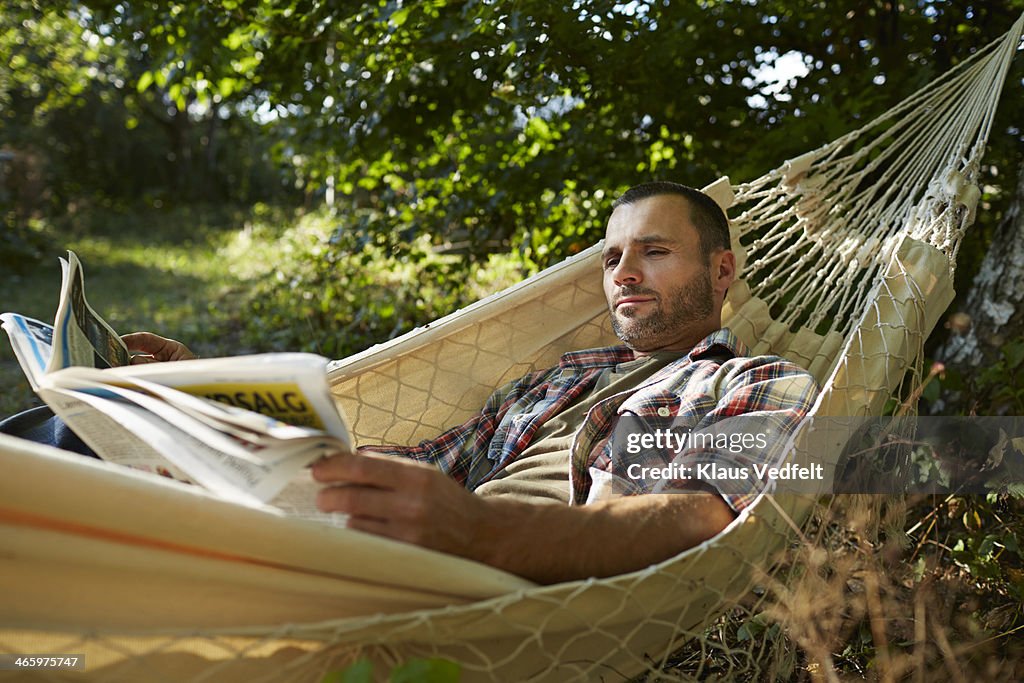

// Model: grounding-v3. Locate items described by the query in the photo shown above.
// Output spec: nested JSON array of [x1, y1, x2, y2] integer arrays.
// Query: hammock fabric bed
[[1, 14, 1022, 682]]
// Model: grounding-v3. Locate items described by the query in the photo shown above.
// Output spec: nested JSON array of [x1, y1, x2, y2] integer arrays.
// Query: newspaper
[[3, 252, 128, 390], [1, 251, 352, 522]]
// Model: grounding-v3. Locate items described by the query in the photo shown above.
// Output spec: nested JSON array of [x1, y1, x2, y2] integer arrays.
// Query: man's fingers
[[327, 488, 460, 550], [316, 484, 397, 519], [318, 477, 433, 519], [311, 452, 379, 486], [121, 332, 195, 362], [312, 450, 431, 488], [314, 452, 489, 557], [121, 332, 165, 354]]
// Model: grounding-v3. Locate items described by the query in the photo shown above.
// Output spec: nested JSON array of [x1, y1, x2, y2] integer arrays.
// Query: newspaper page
[[38, 382, 336, 505], [49, 250, 129, 371], [35, 383, 194, 483], [0, 314, 55, 390], [38, 353, 352, 503], [27, 372, 349, 521], [2, 249, 354, 514], [268, 469, 350, 528], [93, 352, 352, 444], [47, 367, 338, 455], [1, 250, 128, 387]]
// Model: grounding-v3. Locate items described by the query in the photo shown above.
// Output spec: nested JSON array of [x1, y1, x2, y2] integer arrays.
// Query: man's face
[[602, 194, 728, 354]]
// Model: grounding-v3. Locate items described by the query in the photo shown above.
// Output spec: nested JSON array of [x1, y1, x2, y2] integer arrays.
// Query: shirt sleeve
[[655, 356, 819, 512]]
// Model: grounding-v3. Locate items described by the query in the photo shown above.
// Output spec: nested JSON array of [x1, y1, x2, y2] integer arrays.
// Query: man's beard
[[610, 269, 714, 350]]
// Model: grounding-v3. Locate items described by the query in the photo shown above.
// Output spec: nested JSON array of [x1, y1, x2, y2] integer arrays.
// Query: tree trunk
[[933, 161, 1024, 412]]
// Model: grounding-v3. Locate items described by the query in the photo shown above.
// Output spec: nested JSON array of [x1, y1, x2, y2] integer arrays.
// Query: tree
[[934, 160, 1024, 414], [4, 1, 1022, 335], [68, 1, 1022, 268], [0, 1, 299, 222]]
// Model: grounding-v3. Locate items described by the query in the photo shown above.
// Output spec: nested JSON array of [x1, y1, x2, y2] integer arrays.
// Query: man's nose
[[612, 252, 643, 285]]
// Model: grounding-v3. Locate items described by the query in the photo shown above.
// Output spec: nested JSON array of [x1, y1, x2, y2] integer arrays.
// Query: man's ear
[[712, 250, 736, 294]]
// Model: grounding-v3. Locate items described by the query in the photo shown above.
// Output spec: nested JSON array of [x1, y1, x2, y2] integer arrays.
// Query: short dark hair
[[611, 181, 731, 261]]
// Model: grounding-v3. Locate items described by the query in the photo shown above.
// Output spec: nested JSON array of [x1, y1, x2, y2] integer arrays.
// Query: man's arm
[[312, 450, 735, 584]]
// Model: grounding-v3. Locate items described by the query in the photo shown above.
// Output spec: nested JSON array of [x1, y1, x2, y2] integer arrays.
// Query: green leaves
[[136, 70, 154, 93], [4, 0, 1022, 284], [320, 659, 372, 683], [391, 658, 460, 682], [320, 657, 460, 683]]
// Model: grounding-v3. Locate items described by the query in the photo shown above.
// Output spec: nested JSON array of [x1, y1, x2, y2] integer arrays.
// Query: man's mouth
[[615, 295, 656, 309]]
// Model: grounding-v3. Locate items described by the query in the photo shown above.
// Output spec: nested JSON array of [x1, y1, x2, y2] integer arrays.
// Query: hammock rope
[[0, 12, 1021, 682], [735, 21, 1019, 340]]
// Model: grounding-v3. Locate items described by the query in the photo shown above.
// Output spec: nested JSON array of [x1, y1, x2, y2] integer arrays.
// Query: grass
[[0, 203, 294, 416], [0, 202, 527, 417], [645, 493, 1024, 681]]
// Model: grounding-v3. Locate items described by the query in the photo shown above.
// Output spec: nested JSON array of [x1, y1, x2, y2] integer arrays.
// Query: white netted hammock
[[1, 15, 1021, 682]]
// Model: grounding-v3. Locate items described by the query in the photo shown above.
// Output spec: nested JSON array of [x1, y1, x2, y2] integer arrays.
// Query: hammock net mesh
[[1, 13, 1021, 682]]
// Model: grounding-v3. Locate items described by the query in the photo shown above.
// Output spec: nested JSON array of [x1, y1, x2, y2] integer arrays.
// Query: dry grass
[[652, 494, 1024, 682]]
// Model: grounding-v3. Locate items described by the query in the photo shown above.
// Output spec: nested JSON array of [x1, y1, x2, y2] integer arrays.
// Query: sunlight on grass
[[0, 205, 293, 415], [1, 202, 529, 416]]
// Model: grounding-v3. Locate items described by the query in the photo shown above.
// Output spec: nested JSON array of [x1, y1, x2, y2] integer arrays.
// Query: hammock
[[1, 14, 1021, 682]]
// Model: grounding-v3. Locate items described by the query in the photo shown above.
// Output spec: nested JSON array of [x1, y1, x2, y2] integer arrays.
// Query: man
[[122, 181, 818, 584]]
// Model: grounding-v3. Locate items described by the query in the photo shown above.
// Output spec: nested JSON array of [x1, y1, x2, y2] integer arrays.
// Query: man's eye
[[604, 257, 620, 269], [647, 249, 668, 256]]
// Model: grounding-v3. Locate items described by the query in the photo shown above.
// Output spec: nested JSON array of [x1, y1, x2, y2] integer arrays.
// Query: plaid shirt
[[364, 328, 818, 512]]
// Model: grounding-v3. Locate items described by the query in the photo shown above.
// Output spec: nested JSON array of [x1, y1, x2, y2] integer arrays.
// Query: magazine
[[1, 251, 353, 522]]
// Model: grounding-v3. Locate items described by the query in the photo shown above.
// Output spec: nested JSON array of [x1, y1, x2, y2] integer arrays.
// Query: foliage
[[0, 202, 291, 416], [5, 1, 1022, 273], [928, 340, 1024, 416], [168, 0, 1022, 269], [758, 349, 1024, 679], [0, 0, 299, 265], [0, 213, 50, 273], [320, 657, 460, 683], [791, 494, 1024, 680], [232, 208, 528, 358]]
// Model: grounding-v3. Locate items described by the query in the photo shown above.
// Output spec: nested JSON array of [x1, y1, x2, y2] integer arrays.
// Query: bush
[[233, 210, 531, 358], [0, 210, 49, 273]]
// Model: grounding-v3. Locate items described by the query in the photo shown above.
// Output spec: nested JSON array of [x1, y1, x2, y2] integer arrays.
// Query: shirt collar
[[558, 327, 747, 369], [688, 327, 748, 361], [558, 346, 637, 369]]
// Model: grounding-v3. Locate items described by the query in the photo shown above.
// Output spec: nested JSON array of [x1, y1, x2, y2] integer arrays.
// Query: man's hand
[[312, 451, 489, 556], [121, 332, 196, 364], [312, 450, 735, 584]]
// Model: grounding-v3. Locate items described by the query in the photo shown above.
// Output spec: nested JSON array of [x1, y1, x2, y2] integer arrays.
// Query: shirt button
[[657, 407, 671, 417]]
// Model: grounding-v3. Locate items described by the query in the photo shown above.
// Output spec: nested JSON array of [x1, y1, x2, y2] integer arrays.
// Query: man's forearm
[[313, 451, 735, 585], [473, 493, 736, 584]]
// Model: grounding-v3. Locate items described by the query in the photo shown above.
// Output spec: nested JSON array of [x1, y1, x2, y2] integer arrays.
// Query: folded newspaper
[[1, 251, 353, 523]]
